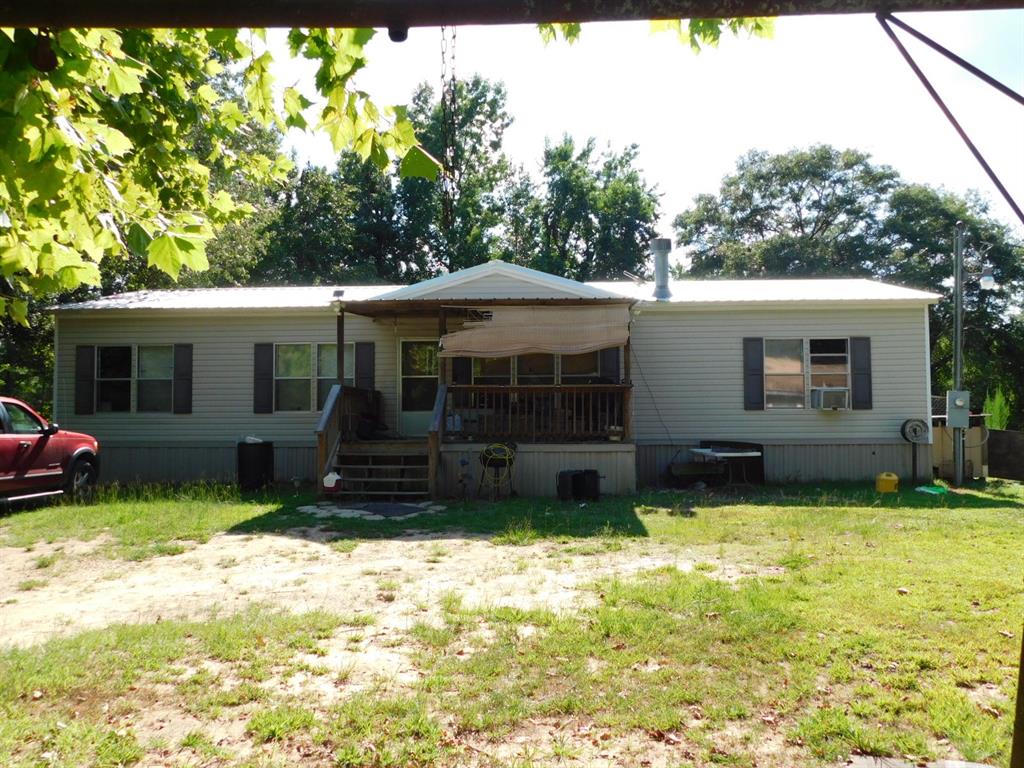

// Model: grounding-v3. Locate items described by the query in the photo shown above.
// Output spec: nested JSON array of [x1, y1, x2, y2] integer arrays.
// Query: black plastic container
[[556, 469, 600, 502], [237, 441, 274, 491], [576, 469, 600, 501], [557, 469, 578, 501]]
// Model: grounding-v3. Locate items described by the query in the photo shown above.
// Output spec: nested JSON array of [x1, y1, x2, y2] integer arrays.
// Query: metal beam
[[3, 0, 1021, 30]]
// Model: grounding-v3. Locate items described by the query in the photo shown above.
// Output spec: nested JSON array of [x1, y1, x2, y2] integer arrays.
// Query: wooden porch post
[[438, 306, 447, 384], [623, 339, 633, 440], [336, 310, 345, 384]]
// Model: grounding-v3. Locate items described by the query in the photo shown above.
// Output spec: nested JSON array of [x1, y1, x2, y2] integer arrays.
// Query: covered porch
[[315, 280, 636, 499]]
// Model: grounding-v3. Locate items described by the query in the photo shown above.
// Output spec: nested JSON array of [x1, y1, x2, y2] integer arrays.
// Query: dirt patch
[[0, 531, 772, 650], [452, 716, 805, 767], [0, 528, 783, 767]]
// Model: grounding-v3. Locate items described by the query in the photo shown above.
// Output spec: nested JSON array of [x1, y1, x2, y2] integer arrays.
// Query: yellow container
[[875, 472, 899, 494]]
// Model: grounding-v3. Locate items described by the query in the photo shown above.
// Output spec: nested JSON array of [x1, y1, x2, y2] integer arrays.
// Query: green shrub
[[982, 387, 1011, 430]]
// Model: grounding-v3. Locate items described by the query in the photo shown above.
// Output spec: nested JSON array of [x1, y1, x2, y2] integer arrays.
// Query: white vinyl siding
[[55, 303, 931, 454], [629, 306, 930, 445], [54, 312, 435, 448]]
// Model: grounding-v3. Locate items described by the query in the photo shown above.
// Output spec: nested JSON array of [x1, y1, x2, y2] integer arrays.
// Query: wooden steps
[[332, 440, 429, 499]]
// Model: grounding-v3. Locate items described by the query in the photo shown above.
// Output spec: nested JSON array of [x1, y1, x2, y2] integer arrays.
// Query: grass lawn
[[0, 483, 312, 561], [0, 480, 1021, 766]]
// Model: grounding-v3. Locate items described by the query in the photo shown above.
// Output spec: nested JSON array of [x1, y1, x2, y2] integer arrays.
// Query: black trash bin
[[237, 441, 274, 491], [557, 470, 580, 501], [576, 469, 600, 501], [556, 469, 601, 502]]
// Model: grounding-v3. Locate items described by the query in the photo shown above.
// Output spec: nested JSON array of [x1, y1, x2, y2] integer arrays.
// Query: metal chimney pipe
[[651, 237, 672, 300]]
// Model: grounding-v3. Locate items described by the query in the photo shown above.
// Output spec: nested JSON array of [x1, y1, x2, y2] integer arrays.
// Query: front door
[[399, 340, 438, 437]]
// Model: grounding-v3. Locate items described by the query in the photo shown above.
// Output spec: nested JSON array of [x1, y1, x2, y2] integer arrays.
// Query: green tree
[[0, 19, 772, 323], [252, 166, 354, 285], [0, 27, 431, 323], [675, 146, 899, 277], [876, 184, 1024, 423], [98, 73, 288, 293], [336, 151, 407, 284], [397, 76, 515, 275], [493, 169, 543, 266], [0, 313, 53, 408], [534, 136, 659, 281]]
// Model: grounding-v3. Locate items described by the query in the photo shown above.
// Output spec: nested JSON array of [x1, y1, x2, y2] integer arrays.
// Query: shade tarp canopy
[[439, 305, 630, 358]]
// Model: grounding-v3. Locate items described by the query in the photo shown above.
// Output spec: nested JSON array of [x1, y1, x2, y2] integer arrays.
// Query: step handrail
[[427, 383, 448, 500], [315, 383, 343, 488]]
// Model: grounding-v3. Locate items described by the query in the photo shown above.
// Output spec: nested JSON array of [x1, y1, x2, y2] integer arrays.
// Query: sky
[[271, 11, 1024, 242]]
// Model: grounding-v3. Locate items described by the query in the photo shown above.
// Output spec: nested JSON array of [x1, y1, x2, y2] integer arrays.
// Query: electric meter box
[[946, 390, 971, 429]]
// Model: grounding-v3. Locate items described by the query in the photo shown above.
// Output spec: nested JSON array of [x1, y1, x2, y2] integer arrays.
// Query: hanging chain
[[439, 26, 458, 263]]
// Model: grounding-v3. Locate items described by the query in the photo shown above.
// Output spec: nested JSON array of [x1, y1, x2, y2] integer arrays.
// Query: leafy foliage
[[0, 27, 430, 324], [676, 146, 899, 277], [534, 136, 659, 281], [253, 166, 355, 285], [650, 17, 775, 51], [983, 387, 1010, 431], [673, 145, 1024, 427], [397, 77, 515, 274], [0, 17, 775, 325]]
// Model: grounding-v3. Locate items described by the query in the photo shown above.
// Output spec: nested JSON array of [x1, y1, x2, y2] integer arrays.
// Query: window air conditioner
[[811, 387, 850, 411]]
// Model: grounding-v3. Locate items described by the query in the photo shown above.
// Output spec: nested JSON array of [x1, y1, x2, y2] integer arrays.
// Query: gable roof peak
[[370, 260, 624, 301]]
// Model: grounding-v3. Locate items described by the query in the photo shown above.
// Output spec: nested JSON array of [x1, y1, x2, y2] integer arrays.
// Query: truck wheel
[[65, 458, 97, 500]]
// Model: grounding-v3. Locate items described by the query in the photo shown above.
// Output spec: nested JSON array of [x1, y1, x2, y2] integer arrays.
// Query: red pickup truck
[[0, 396, 99, 503]]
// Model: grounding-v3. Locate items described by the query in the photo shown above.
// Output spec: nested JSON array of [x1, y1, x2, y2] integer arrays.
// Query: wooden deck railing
[[315, 384, 381, 489], [443, 384, 631, 444], [426, 383, 448, 500]]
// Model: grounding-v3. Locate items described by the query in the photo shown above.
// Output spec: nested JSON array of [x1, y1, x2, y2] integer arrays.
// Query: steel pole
[[952, 222, 965, 487]]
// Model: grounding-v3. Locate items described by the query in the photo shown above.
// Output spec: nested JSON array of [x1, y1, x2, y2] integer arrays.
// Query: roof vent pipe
[[651, 237, 672, 300]]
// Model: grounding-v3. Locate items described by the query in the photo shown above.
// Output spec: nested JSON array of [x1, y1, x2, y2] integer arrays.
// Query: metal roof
[[587, 278, 941, 305], [52, 276, 939, 313], [52, 285, 398, 312]]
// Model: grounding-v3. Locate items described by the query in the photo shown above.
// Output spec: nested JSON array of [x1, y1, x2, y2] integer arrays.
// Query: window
[[473, 356, 511, 385], [517, 354, 555, 385], [809, 338, 850, 389], [316, 343, 355, 410], [97, 346, 132, 412], [137, 345, 173, 412], [560, 351, 600, 384], [275, 344, 312, 412], [764, 339, 805, 409], [6, 403, 43, 434]]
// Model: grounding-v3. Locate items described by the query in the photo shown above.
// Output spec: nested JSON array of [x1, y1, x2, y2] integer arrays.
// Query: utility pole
[[952, 221, 965, 487]]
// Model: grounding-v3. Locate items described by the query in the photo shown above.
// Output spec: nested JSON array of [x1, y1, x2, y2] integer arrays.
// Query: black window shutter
[[599, 347, 621, 383], [451, 357, 472, 385], [850, 336, 873, 410], [742, 337, 765, 411], [173, 344, 193, 414], [74, 345, 96, 415], [253, 343, 274, 413], [354, 342, 375, 390]]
